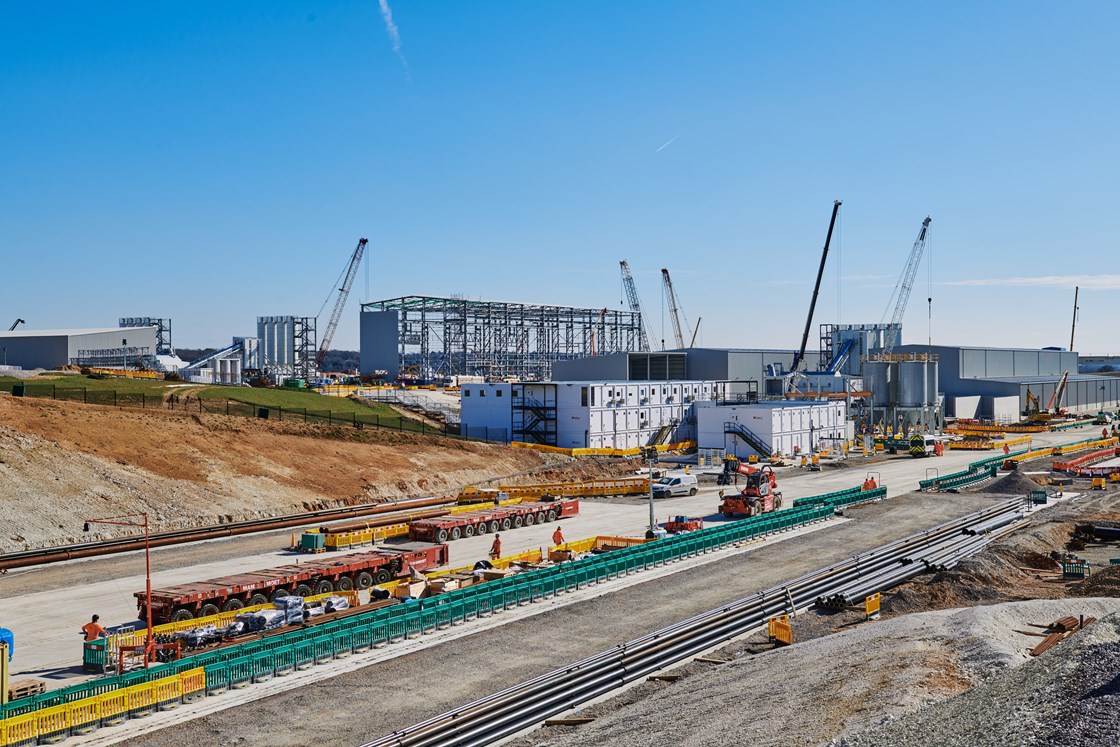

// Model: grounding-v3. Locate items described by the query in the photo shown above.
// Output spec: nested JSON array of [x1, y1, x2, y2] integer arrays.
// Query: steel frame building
[[360, 296, 645, 382]]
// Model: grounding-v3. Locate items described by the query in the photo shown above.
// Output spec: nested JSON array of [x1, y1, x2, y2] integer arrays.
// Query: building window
[[464, 389, 470, 397], [479, 389, 486, 397], [591, 388, 596, 406], [581, 387, 588, 406], [496, 389, 502, 397]]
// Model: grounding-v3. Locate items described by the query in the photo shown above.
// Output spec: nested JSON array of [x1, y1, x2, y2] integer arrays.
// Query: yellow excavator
[[1026, 371, 1070, 422]]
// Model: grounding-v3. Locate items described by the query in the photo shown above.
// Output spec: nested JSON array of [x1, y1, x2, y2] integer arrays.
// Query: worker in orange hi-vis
[[552, 527, 565, 546], [81, 615, 107, 641], [489, 534, 502, 560]]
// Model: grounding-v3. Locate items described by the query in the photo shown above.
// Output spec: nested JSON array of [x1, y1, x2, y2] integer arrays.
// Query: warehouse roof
[[0, 327, 151, 338], [981, 374, 1117, 384]]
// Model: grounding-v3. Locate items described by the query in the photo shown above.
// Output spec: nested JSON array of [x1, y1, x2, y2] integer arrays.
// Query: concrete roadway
[[0, 427, 1080, 685]]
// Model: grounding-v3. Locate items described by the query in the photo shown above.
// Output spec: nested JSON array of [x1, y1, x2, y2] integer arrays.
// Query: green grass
[[0, 373, 187, 396], [195, 385, 399, 418]]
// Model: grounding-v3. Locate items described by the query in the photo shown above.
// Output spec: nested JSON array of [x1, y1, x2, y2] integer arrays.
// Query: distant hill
[[175, 348, 359, 373]]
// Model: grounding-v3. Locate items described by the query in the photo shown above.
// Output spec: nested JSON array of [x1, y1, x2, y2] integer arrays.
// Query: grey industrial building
[[894, 344, 1117, 416], [552, 348, 822, 391], [0, 327, 158, 370]]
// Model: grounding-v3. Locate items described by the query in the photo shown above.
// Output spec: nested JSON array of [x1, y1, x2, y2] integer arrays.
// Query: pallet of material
[[7, 679, 46, 700]]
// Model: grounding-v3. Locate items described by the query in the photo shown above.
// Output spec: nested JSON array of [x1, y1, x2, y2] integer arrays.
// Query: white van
[[652, 474, 699, 498]]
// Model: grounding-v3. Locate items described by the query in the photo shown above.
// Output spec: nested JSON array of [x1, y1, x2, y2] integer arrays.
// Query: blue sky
[[1, 2, 1116, 353]]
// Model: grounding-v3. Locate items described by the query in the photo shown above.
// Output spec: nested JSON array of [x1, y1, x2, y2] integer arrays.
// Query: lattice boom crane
[[619, 260, 653, 351], [881, 217, 931, 355], [316, 238, 368, 369], [661, 268, 688, 349]]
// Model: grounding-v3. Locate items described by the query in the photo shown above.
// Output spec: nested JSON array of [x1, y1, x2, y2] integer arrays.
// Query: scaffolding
[[362, 296, 645, 382], [72, 347, 156, 369], [120, 318, 172, 355]]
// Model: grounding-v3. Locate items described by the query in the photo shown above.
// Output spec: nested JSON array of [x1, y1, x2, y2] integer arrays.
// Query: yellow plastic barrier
[[459, 479, 648, 503], [87, 368, 163, 380], [180, 667, 206, 701], [0, 711, 36, 746], [97, 689, 129, 726], [33, 704, 69, 745], [127, 681, 156, 717], [323, 522, 411, 549], [768, 615, 793, 645], [152, 676, 182, 711], [68, 698, 101, 735]]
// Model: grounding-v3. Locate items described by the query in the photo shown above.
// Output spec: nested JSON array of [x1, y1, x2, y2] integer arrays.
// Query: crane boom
[[620, 260, 653, 351], [792, 200, 842, 374], [881, 217, 931, 355], [8, 319, 25, 332], [315, 238, 368, 369], [661, 269, 687, 349]]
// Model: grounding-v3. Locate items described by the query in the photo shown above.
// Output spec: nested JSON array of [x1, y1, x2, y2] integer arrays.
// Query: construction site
[[1, 195, 1120, 747]]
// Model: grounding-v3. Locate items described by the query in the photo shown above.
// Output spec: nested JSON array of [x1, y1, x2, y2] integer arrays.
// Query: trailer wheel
[[536, 512, 547, 525], [489, 520, 501, 533], [271, 588, 290, 601], [547, 509, 558, 522], [355, 572, 374, 590], [222, 599, 244, 613], [171, 609, 194, 623], [295, 584, 314, 598], [501, 518, 512, 531], [249, 594, 269, 607], [316, 580, 334, 595], [476, 521, 488, 535], [463, 524, 475, 538], [435, 528, 449, 543], [337, 577, 355, 591], [374, 569, 391, 585], [200, 604, 220, 619], [450, 526, 462, 541], [524, 513, 535, 526]]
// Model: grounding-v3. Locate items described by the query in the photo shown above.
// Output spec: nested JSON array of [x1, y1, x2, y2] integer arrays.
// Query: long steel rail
[[0, 495, 454, 571], [360, 497, 1030, 747]]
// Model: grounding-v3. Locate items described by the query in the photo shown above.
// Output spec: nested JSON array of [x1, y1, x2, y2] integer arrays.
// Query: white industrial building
[[697, 400, 849, 459], [460, 380, 728, 449]]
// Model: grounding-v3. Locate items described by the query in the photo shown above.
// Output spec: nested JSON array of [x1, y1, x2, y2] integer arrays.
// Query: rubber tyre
[[337, 576, 355, 592], [450, 526, 462, 541], [476, 522, 488, 535], [435, 528, 449, 543], [463, 524, 475, 538], [248, 594, 269, 607], [524, 513, 535, 527], [374, 568, 391, 585], [316, 580, 334, 595], [775, 494, 783, 508], [200, 604, 220, 619], [271, 588, 290, 601], [513, 515, 524, 529], [171, 609, 194, 623], [547, 510, 558, 522], [355, 572, 374, 590], [536, 512, 547, 525], [501, 518, 512, 531], [222, 599, 244, 613], [489, 520, 501, 533], [295, 584, 314, 598], [689, 487, 698, 496]]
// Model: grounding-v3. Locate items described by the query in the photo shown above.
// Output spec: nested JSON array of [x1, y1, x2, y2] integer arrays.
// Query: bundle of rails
[[360, 498, 1031, 747], [0, 496, 455, 571]]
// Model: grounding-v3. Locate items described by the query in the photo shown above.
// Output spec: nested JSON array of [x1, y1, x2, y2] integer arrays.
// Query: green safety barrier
[[2, 492, 857, 721], [919, 450, 1028, 492]]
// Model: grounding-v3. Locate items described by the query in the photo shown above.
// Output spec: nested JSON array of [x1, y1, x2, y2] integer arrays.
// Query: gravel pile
[[983, 471, 1048, 495], [515, 600, 1120, 747], [834, 613, 1120, 747]]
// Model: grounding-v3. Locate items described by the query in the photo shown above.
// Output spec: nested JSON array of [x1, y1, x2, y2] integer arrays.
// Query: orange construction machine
[[719, 464, 782, 517]]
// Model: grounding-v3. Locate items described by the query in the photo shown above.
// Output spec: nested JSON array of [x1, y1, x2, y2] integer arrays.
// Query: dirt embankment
[[0, 394, 633, 553]]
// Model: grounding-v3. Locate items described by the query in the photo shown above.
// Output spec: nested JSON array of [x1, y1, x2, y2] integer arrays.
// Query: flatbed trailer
[[137, 542, 449, 623], [409, 499, 580, 543]]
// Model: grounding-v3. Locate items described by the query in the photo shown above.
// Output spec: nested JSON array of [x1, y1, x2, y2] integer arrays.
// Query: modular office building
[[460, 380, 728, 449]]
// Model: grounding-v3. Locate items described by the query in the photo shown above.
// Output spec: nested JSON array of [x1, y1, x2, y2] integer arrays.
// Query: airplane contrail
[[378, 0, 410, 73], [655, 134, 681, 153]]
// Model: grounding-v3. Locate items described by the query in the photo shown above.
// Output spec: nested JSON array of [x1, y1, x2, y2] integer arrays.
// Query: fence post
[[53, 384, 57, 399], [278, 406, 283, 422], [199, 398, 203, 413], [352, 413, 356, 426], [83, 388, 87, 404], [142, 393, 146, 409], [375, 415, 379, 428], [114, 391, 118, 407], [226, 401, 230, 416], [302, 408, 307, 423], [399, 417, 403, 432], [328, 412, 332, 425]]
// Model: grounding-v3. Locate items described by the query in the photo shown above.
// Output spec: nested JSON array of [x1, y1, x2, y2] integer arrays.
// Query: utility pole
[[642, 446, 658, 539], [1070, 286, 1079, 352]]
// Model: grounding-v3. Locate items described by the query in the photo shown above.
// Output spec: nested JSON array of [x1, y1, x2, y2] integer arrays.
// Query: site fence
[[0, 382, 505, 443]]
